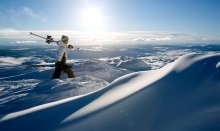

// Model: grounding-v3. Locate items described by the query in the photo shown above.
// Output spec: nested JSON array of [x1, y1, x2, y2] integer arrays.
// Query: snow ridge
[[0, 53, 220, 131]]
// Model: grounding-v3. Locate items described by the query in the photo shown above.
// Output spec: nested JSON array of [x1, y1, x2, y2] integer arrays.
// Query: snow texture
[[0, 53, 220, 131]]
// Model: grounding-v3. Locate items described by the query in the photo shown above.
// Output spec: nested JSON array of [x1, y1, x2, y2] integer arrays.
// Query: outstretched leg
[[63, 64, 75, 78]]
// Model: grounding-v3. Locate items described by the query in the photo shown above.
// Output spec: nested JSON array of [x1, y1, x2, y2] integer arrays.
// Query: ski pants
[[52, 61, 75, 79]]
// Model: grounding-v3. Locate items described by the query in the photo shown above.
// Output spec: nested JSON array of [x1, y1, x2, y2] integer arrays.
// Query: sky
[[0, 0, 220, 44]]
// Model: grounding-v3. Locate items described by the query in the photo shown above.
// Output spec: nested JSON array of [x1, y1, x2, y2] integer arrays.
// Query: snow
[[0, 57, 33, 66], [0, 53, 220, 131], [117, 59, 151, 71], [0, 76, 108, 114], [73, 59, 131, 82], [216, 62, 220, 68]]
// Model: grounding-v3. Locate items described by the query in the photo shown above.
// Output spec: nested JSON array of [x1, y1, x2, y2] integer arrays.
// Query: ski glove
[[68, 45, 74, 49]]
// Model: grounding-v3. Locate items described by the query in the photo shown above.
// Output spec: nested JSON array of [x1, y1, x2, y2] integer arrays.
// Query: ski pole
[[30, 32, 80, 49], [30, 32, 47, 39], [30, 32, 56, 44]]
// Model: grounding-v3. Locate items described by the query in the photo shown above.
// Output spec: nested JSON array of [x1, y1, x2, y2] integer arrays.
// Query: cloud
[[14, 40, 37, 44], [133, 36, 172, 42], [131, 32, 196, 43], [22, 7, 46, 22], [0, 29, 219, 45], [133, 37, 146, 42], [0, 28, 24, 38], [0, 6, 47, 27]]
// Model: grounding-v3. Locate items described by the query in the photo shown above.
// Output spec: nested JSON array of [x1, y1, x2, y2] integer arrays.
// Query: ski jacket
[[56, 41, 68, 62]]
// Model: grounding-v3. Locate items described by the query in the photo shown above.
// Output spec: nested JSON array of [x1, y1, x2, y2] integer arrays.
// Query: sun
[[82, 7, 104, 30]]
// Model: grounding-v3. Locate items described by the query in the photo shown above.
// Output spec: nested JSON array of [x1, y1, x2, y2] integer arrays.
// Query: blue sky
[[0, 0, 220, 43]]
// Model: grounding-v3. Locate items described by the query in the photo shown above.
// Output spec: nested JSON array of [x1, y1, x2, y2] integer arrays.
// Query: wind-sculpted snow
[[117, 58, 151, 71], [0, 53, 219, 131], [0, 75, 108, 114]]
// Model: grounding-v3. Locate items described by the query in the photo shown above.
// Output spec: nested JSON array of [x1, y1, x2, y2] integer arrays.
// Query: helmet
[[61, 35, 69, 42]]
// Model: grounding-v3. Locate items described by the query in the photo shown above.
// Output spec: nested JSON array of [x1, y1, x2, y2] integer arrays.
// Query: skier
[[51, 35, 75, 79]]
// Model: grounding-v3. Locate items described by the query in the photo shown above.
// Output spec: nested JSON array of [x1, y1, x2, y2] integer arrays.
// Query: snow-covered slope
[[117, 59, 151, 71], [0, 53, 220, 131]]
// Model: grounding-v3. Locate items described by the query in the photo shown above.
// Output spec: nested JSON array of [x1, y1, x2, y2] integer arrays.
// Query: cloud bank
[[0, 29, 219, 45]]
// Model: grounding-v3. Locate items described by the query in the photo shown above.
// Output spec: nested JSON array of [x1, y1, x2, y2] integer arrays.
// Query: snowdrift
[[0, 53, 220, 131], [117, 59, 151, 71]]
